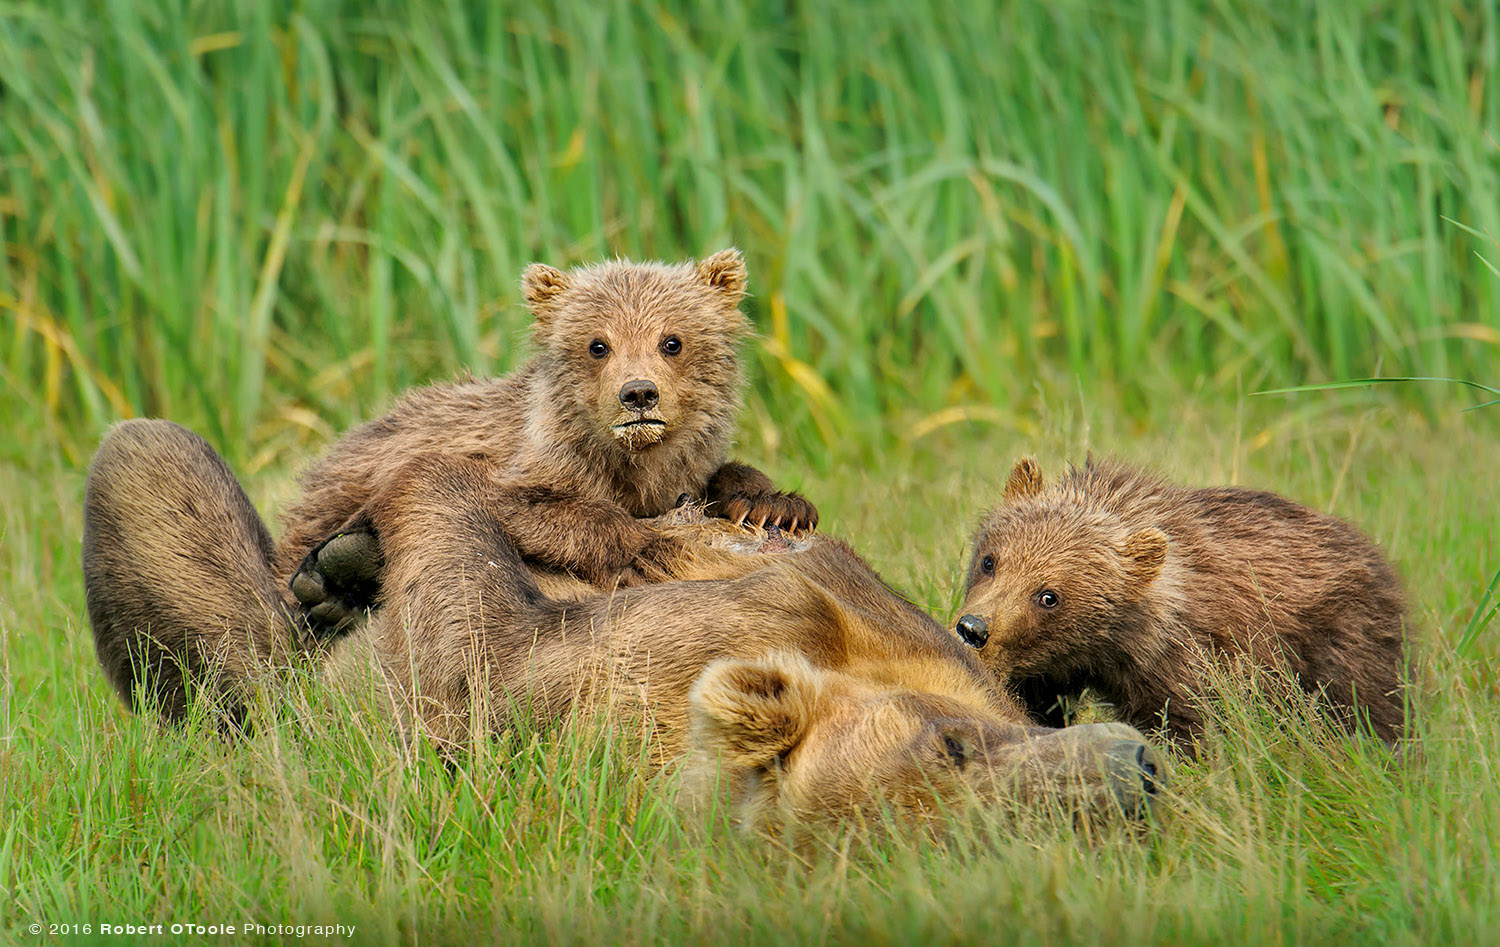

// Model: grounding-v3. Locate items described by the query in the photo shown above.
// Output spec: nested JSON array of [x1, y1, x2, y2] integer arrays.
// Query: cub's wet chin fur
[[610, 417, 668, 450]]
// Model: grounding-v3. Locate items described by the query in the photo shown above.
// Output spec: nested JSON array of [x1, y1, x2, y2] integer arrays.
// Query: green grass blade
[[1456, 565, 1500, 657]]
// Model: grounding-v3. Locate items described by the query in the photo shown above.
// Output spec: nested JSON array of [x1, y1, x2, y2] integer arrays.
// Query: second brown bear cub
[[285, 249, 815, 629], [954, 458, 1405, 747]]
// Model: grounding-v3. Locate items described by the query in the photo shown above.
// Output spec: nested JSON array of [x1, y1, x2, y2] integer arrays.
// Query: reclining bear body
[[82, 421, 1165, 830]]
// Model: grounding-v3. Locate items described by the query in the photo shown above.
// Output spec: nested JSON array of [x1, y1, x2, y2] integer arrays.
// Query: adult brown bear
[[82, 421, 1164, 829]]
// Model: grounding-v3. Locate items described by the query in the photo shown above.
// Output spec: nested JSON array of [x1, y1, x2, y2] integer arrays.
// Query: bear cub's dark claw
[[721, 492, 819, 536]]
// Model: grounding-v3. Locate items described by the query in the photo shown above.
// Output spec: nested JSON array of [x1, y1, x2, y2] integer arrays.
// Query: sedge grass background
[[3, 0, 1500, 467], [4, 0, 1500, 942]]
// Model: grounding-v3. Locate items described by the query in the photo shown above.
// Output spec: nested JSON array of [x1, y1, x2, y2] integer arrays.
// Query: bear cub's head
[[955, 458, 1169, 692], [521, 249, 750, 455]]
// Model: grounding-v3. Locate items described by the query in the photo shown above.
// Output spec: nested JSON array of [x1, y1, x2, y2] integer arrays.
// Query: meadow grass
[[3, 388, 1499, 944]]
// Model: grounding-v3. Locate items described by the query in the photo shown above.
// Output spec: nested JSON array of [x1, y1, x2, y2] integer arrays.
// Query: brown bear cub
[[953, 458, 1406, 747], [280, 249, 816, 631], [85, 250, 817, 719]]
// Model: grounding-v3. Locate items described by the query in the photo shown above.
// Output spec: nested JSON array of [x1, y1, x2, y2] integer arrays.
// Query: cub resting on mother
[[283, 248, 814, 627], [87, 250, 814, 721], [82, 421, 1165, 829]]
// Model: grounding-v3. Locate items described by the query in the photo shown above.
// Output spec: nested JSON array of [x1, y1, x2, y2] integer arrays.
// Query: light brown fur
[[82, 420, 297, 722], [86, 252, 818, 709], [955, 458, 1408, 747], [279, 249, 814, 627], [82, 422, 1164, 829]]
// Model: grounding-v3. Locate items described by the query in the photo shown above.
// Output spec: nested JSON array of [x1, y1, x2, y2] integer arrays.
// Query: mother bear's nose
[[619, 378, 659, 411], [955, 614, 988, 648]]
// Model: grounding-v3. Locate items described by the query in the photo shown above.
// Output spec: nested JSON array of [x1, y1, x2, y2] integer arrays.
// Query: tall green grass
[[3, 0, 1499, 466]]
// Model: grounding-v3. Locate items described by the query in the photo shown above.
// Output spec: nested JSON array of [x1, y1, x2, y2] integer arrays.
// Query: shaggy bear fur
[[954, 458, 1406, 747], [280, 250, 815, 628], [82, 421, 1163, 829], [86, 251, 817, 714]]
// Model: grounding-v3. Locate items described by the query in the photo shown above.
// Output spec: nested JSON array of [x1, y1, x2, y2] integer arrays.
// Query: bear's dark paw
[[718, 492, 819, 536], [290, 529, 385, 636]]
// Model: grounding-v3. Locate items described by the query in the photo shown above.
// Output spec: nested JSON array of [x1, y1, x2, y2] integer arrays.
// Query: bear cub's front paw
[[290, 529, 385, 635], [719, 492, 819, 535]]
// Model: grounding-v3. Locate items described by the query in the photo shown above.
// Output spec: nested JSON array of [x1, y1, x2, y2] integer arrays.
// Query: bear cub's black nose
[[955, 614, 988, 648], [619, 379, 660, 411]]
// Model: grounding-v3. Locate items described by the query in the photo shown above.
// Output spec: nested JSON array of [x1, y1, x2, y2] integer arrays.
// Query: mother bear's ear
[[687, 652, 822, 769]]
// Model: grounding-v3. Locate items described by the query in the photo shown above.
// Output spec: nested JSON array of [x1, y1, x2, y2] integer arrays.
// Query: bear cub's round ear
[[522, 263, 571, 321], [1120, 528, 1169, 584], [697, 248, 748, 301], [1003, 457, 1044, 502]]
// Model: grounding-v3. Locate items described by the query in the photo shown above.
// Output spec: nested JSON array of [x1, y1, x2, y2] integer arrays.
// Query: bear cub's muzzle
[[955, 613, 989, 649]]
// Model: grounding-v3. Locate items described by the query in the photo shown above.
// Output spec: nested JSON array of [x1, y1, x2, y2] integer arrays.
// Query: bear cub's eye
[[660, 336, 682, 356], [980, 555, 995, 575], [1036, 589, 1061, 610], [588, 339, 609, 359]]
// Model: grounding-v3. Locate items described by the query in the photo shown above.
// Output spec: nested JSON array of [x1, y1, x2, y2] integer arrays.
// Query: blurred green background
[[4, 0, 1498, 469]]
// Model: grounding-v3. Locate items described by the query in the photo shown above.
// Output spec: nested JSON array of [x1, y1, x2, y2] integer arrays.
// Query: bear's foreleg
[[481, 482, 688, 586]]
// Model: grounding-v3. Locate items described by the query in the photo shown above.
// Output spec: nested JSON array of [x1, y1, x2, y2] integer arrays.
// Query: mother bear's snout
[[1100, 735, 1168, 817]]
